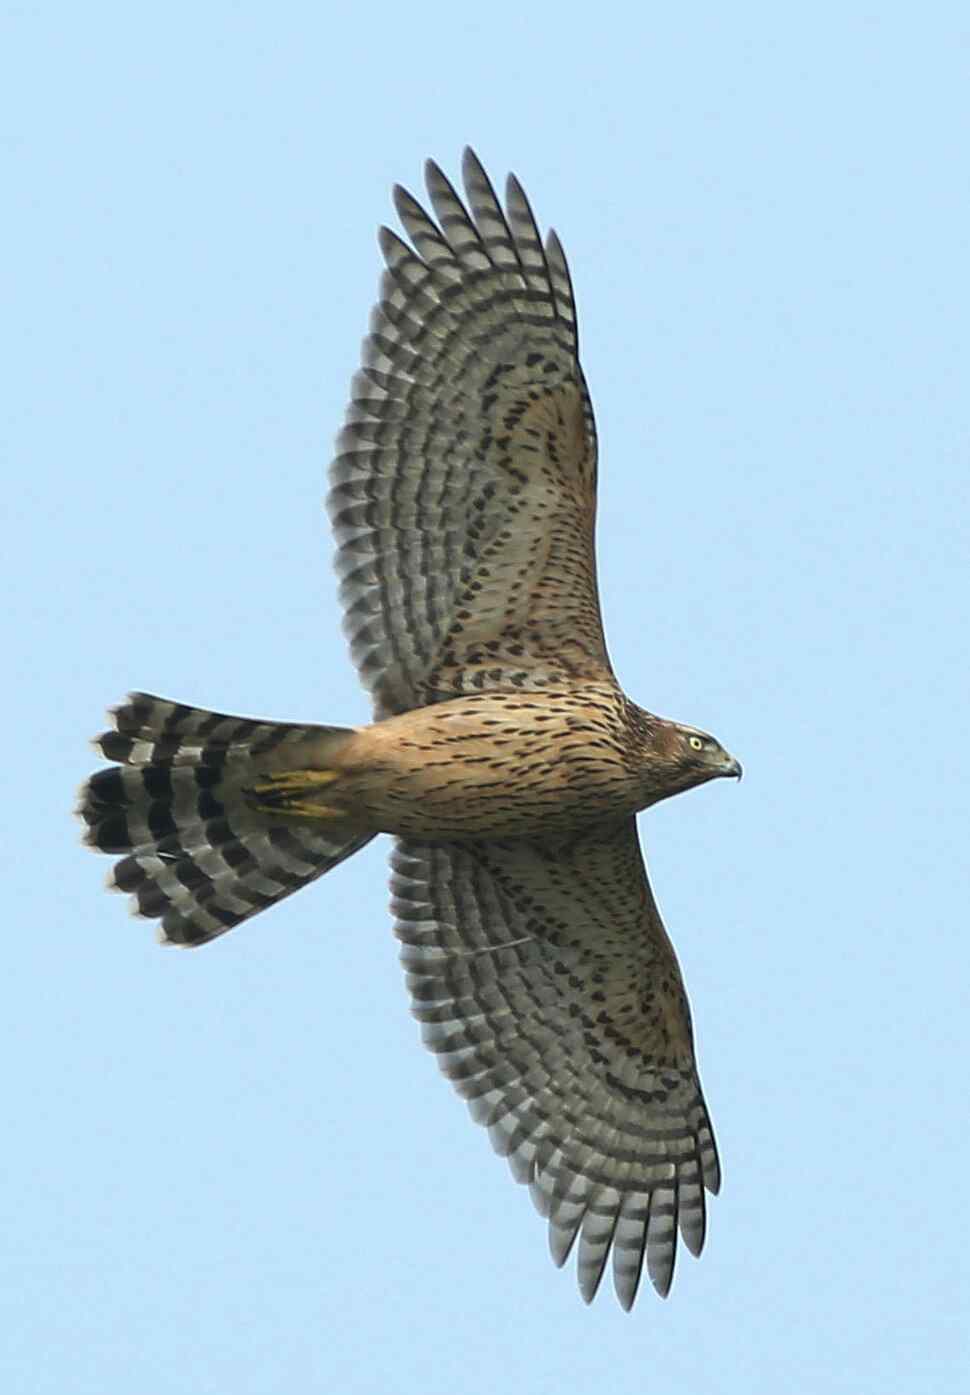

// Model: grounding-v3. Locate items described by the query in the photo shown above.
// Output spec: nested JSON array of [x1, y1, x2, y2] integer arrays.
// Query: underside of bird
[[79, 683, 659, 950], [77, 149, 738, 1312]]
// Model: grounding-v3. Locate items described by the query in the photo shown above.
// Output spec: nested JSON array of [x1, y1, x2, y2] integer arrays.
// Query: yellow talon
[[249, 769, 339, 796], [268, 801, 342, 820], [245, 769, 344, 819]]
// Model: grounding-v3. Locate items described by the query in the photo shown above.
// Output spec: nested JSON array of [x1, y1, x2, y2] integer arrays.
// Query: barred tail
[[77, 693, 375, 947]]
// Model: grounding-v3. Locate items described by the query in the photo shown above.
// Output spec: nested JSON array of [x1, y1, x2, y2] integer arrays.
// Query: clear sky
[[4, 5, 969, 1392]]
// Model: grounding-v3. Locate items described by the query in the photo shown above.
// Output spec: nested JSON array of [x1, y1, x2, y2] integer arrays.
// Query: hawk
[[78, 150, 741, 1310]]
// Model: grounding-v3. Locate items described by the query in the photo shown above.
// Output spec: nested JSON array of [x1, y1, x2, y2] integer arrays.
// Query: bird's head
[[640, 718, 742, 805]]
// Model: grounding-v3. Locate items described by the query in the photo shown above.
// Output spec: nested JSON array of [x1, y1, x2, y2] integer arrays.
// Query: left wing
[[390, 819, 720, 1308]]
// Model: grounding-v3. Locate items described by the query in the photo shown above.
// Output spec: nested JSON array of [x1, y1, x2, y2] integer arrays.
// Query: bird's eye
[[689, 736, 704, 751]]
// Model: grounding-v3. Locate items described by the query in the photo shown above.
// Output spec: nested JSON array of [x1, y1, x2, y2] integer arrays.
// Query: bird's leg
[[244, 769, 344, 820]]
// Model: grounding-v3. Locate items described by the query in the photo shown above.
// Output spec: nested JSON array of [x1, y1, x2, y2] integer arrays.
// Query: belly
[[342, 688, 643, 838]]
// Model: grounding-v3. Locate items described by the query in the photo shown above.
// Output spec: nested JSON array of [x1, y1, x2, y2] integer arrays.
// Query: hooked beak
[[720, 752, 743, 781]]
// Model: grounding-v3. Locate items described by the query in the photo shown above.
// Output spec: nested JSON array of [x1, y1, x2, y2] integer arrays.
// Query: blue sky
[[4, 5, 969, 1392]]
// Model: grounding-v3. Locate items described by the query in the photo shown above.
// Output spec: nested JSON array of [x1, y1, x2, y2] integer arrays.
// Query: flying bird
[[78, 149, 741, 1310]]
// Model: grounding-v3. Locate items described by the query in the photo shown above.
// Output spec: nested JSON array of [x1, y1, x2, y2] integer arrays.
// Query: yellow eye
[[689, 736, 704, 751]]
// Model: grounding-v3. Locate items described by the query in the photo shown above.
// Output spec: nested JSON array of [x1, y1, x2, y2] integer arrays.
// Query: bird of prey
[[78, 149, 741, 1310]]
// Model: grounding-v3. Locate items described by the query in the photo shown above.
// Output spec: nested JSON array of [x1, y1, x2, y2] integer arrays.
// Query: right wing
[[329, 148, 613, 717]]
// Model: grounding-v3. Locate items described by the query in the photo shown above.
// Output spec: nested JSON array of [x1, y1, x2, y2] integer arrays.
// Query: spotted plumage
[[78, 149, 741, 1309]]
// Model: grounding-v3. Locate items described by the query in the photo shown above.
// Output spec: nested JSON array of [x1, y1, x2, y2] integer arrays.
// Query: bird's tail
[[78, 693, 375, 947]]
